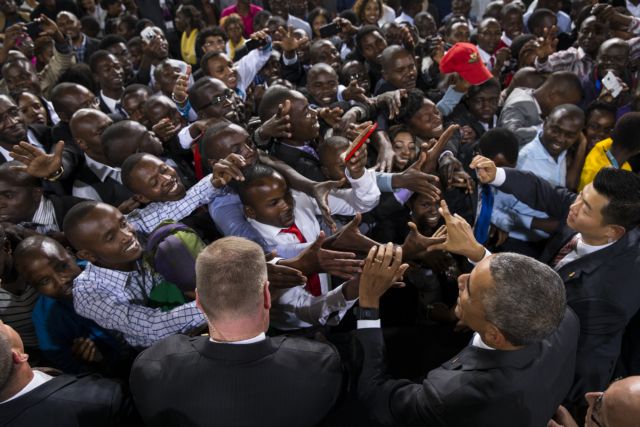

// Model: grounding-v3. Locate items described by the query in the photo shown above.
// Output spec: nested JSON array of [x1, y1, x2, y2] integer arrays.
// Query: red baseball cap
[[439, 43, 493, 85]]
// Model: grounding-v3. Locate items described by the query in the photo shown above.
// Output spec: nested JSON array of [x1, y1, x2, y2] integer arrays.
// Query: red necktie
[[551, 235, 579, 268], [280, 224, 322, 296]]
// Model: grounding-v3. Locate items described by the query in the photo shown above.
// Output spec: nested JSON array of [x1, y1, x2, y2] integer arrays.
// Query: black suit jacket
[[0, 373, 137, 427], [83, 37, 100, 64], [498, 168, 640, 403], [269, 141, 326, 182], [130, 334, 343, 427], [357, 308, 579, 427]]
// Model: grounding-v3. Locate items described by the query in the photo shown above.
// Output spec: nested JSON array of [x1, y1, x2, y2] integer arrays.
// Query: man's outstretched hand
[[428, 200, 486, 262], [358, 243, 409, 309], [10, 141, 64, 178], [323, 213, 379, 254], [312, 178, 346, 233], [469, 155, 497, 184], [401, 222, 446, 261], [265, 251, 307, 289]]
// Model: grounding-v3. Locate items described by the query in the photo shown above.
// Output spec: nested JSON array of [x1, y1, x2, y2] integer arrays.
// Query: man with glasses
[[548, 376, 640, 427], [0, 95, 52, 165]]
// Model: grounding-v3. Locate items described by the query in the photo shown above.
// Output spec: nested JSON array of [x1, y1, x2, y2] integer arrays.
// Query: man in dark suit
[[469, 156, 640, 408], [55, 11, 99, 63], [356, 238, 578, 426], [129, 236, 344, 427], [0, 95, 53, 165], [0, 320, 137, 426]]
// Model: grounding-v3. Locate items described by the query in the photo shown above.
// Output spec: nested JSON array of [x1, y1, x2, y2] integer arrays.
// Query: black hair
[[478, 128, 520, 165], [611, 112, 640, 154], [308, 7, 331, 29], [200, 50, 225, 76], [55, 63, 97, 93], [197, 26, 228, 47], [585, 101, 617, 120], [117, 13, 139, 37], [0, 161, 41, 188], [62, 201, 101, 249], [233, 163, 282, 205], [257, 84, 293, 122], [200, 121, 241, 161], [338, 9, 358, 25], [98, 34, 128, 50], [121, 152, 149, 191], [528, 8, 555, 32], [592, 168, 640, 229], [510, 33, 537, 61], [355, 25, 383, 57], [177, 4, 205, 31], [134, 19, 155, 36], [468, 77, 501, 99], [88, 49, 115, 73], [388, 124, 414, 142], [396, 88, 425, 124], [123, 83, 153, 98], [317, 135, 349, 161], [80, 15, 100, 37], [188, 76, 221, 112]]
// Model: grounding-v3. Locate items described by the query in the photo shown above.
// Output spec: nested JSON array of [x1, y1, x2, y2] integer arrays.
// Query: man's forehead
[[0, 97, 16, 112]]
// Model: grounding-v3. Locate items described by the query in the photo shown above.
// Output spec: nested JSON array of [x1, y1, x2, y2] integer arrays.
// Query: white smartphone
[[602, 71, 623, 98], [140, 27, 157, 43]]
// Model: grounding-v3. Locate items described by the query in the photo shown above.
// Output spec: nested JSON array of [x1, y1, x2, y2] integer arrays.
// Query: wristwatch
[[353, 306, 380, 320]]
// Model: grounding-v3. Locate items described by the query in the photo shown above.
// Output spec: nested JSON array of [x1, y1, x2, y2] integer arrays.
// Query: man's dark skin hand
[[322, 213, 379, 254], [392, 151, 441, 202], [278, 231, 364, 279], [257, 100, 292, 142], [266, 251, 307, 289], [401, 222, 446, 261]]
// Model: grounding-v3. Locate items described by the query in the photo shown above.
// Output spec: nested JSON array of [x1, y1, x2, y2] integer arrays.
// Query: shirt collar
[[210, 332, 266, 344], [575, 233, 616, 257], [472, 332, 495, 350], [84, 154, 122, 182], [30, 195, 56, 226], [500, 32, 512, 46], [247, 217, 288, 240], [0, 370, 53, 404], [100, 90, 118, 113], [476, 45, 492, 64]]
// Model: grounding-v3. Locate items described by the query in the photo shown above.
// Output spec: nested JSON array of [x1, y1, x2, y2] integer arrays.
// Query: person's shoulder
[[250, 4, 262, 13], [275, 335, 340, 365], [220, 5, 236, 15], [135, 334, 200, 363], [46, 373, 124, 404]]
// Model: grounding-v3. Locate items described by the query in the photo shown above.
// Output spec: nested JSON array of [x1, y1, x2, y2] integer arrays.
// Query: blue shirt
[[492, 133, 567, 241], [32, 296, 122, 373]]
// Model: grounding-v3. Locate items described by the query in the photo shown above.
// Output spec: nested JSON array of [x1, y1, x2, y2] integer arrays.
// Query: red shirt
[[221, 3, 263, 38]]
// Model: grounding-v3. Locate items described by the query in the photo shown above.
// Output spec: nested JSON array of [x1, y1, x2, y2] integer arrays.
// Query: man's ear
[[263, 280, 271, 310], [381, 68, 389, 82], [132, 194, 150, 204], [605, 224, 626, 242], [12, 349, 28, 364], [244, 205, 256, 220], [585, 391, 603, 407], [31, 186, 43, 205], [483, 323, 507, 348], [75, 138, 88, 152], [76, 249, 97, 264]]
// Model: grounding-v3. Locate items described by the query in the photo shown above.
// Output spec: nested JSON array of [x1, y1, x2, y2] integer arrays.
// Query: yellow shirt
[[180, 29, 198, 65], [578, 138, 632, 191]]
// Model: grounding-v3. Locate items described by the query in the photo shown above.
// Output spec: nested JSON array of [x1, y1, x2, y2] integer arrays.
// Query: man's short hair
[[98, 34, 128, 50], [478, 128, 519, 165], [257, 85, 294, 122], [88, 50, 115, 73], [486, 253, 566, 346], [197, 26, 228, 47], [0, 324, 13, 394], [120, 152, 149, 191], [196, 237, 267, 321], [593, 168, 640, 230], [0, 161, 40, 188], [528, 8, 556, 31], [232, 163, 280, 205], [468, 77, 501, 99], [62, 200, 101, 250], [611, 112, 640, 154], [396, 88, 425, 124], [355, 25, 383, 56]]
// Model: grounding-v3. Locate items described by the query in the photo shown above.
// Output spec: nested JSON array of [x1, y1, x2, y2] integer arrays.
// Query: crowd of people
[[1, 0, 640, 425]]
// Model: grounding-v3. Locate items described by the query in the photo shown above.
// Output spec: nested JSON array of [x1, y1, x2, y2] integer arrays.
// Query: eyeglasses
[[196, 89, 234, 110], [349, 72, 366, 81], [79, 96, 100, 110], [591, 393, 605, 427]]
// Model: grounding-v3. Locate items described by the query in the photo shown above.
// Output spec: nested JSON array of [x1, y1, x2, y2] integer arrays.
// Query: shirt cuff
[[490, 167, 506, 187], [357, 319, 381, 329], [469, 248, 492, 266], [269, 257, 283, 265], [438, 150, 453, 162], [393, 188, 414, 205], [375, 172, 393, 192], [178, 125, 195, 149], [282, 53, 298, 66]]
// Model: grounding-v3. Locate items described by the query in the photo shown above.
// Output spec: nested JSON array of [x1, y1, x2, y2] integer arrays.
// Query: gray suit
[[497, 88, 543, 147]]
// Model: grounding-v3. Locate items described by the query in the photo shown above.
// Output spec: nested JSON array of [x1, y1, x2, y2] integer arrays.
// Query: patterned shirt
[[73, 175, 226, 347], [534, 47, 594, 81], [22, 196, 58, 234]]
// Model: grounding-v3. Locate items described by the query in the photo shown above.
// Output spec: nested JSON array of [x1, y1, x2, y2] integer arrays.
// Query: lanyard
[[605, 149, 620, 169]]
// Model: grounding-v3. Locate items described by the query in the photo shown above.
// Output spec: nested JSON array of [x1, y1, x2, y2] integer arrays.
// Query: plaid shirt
[[534, 47, 594, 81], [73, 175, 225, 347]]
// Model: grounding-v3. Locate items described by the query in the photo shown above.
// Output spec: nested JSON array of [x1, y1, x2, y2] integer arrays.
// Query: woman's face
[[363, 0, 380, 25], [17, 92, 47, 126], [226, 22, 244, 44], [312, 15, 328, 38], [518, 39, 540, 67], [392, 131, 416, 171]]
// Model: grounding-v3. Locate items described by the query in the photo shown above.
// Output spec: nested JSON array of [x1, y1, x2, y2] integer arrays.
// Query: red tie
[[551, 235, 579, 268], [280, 224, 322, 296]]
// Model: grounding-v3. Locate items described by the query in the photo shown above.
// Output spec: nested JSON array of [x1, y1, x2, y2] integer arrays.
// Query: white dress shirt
[[100, 91, 119, 114], [0, 370, 53, 404], [210, 332, 266, 344], [72, 154, 123, 201]]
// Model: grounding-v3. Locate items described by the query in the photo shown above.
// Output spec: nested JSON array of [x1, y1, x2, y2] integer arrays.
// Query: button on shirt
[[73, 175, 226, 347]]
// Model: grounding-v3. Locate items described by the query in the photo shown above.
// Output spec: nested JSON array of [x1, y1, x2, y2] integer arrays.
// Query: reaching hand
[[535, 26, 558, 62], [152, 118, 180, 142], [374, 136, 395, 173], [10, 141, 63, 179], [452, 74, 472, 94], [345, 120, 372, 141], [358, 243, 409, 308], [342, 80, 368, 104], [172, 65, 191, 104], [36, 14, 65, 43], [344, 144, 367, 180], [211, 153, 246, 188], [334, 17, 357, 36], [274, 27, 308, 54], [393, 152, 441, 202], [401, 222, 446, 261], [547, 405, 579, 427], [459, 125, 477, 145], [2, 24, 23, 52], [71, 337, 103, 363], [427, 200, 486, 262], [322, 213, 379, 254], [424, 124, 459, 173], [258, 99, 292, 140], [312, 178, 346, 233], [292, 231, 364, 279], [318, 106, 344, 128], [469, 154, 497, 184], [265, 251, 307, 289], [374, 89, 407, 120], [494, 47, 511, 65], [117, 197, 143, 214]]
